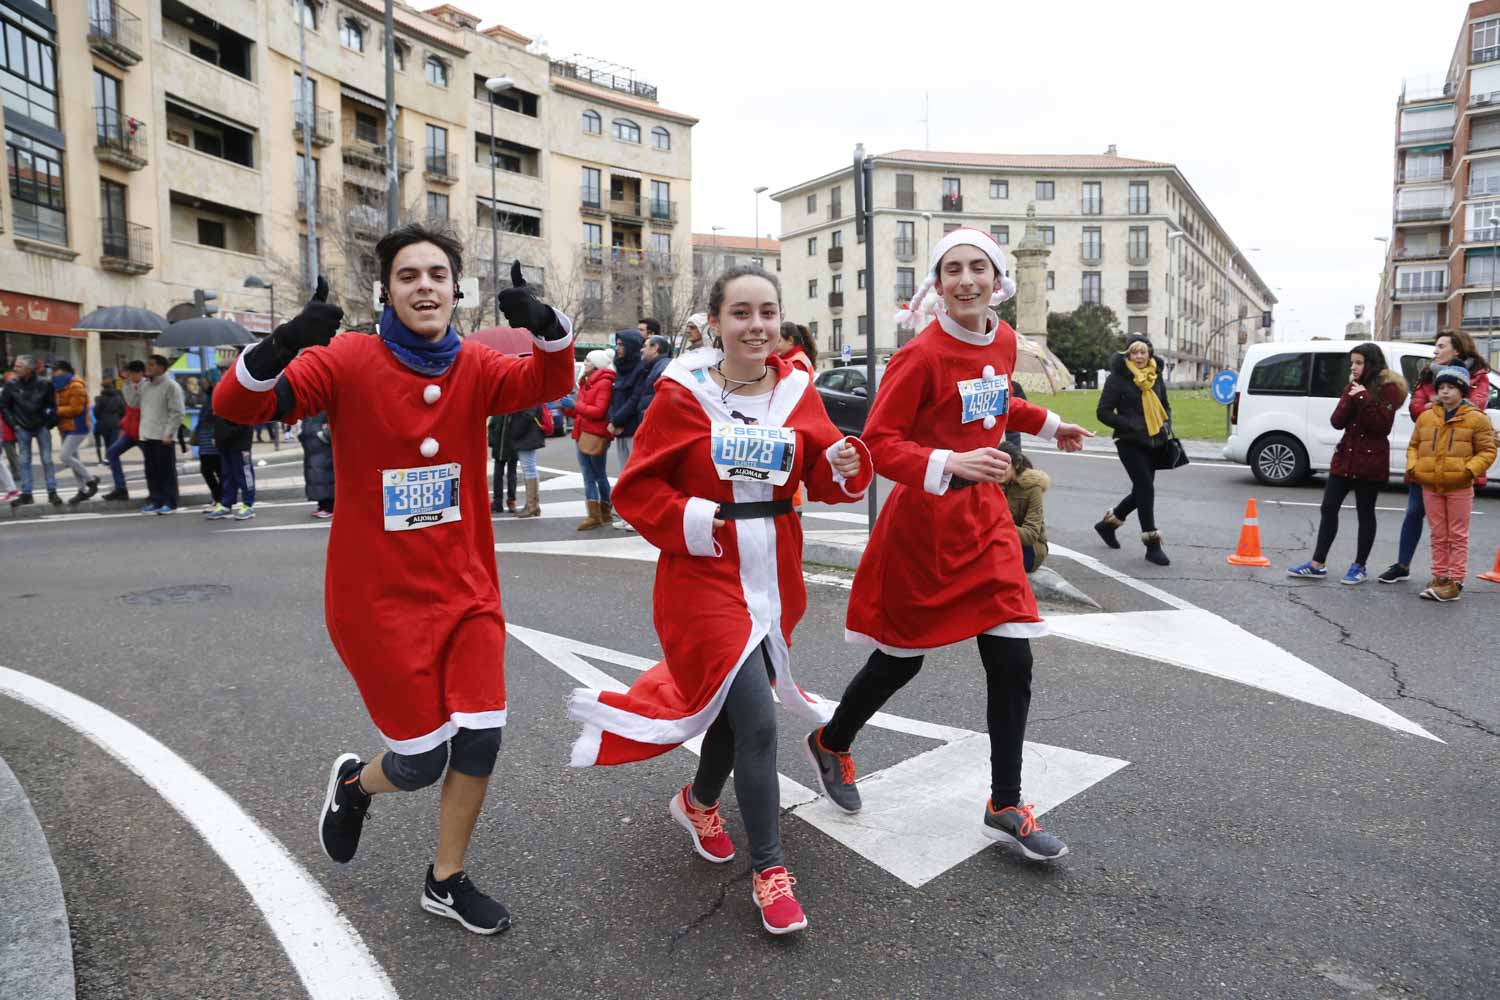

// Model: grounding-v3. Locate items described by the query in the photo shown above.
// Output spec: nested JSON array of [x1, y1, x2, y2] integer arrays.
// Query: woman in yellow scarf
[[1095, 335, 1174, 565]]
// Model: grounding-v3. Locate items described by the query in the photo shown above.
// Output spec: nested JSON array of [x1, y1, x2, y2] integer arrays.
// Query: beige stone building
[[0, 0, 694, 392], [771, 149, 1276, 380], [689, 232, 781, 320]]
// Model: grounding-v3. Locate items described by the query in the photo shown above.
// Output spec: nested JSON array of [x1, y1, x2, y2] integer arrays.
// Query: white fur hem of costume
[[234, 343, 281, 393], [924, 449, 954, 495], [826, 437, 871, 499], [1036, 409, 1061, 440], [530, 308, 576, 352], [379, 709, 508, 756], [683, 496, 723, 557], [844, 620, 1049, 658]]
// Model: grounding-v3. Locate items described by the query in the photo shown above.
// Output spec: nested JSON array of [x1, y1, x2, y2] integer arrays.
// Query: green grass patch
[[1028, 388, 1230, 441]]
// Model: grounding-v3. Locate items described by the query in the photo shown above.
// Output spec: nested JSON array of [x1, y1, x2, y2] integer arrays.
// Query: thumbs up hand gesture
[[497, 261, 564, 341], [272, 275, 344, 354]]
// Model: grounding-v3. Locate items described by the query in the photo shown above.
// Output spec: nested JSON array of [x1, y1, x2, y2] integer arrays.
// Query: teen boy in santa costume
[[566, 264, 873, 935], [802, 228, 1092, 861], [213, 225, 575, 933]]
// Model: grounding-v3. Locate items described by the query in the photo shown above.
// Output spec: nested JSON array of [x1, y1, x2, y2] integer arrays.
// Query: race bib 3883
[[381, 463, 461, 531]]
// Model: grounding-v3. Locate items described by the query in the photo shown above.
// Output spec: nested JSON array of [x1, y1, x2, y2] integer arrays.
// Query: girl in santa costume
[[213, 225, 575, 934], [567, 264, 873, 935], [802, 228, 1092, 862]]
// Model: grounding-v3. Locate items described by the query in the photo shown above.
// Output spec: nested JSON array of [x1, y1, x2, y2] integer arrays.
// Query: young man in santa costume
[[803, 227, 1092, 862], [213, 224, 575, 933], [566, 263, 873, 935]]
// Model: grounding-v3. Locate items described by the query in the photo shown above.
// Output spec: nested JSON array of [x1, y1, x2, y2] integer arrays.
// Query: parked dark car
[[815, 365, 886, 436]]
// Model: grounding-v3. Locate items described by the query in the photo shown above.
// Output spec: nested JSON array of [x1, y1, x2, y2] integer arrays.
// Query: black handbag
[[1152, 436, 1190, 470]]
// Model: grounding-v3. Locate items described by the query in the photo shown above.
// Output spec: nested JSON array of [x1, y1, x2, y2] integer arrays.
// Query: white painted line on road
[[0, 666, 401, 1000], [1048, 544, 1194, 610], [0, 499, 316, 529], [1030, 447, 1241, 469], [506, 625, 1127, 887]]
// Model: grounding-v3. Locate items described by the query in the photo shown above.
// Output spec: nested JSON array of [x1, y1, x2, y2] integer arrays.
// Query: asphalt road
[[2, 437, 1497, 999]]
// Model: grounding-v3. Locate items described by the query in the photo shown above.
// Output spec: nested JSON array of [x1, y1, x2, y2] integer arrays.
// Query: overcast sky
[[462, 0, 1465, 344]]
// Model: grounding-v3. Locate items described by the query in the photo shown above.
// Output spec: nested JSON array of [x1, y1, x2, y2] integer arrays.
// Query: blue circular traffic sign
[[1211, 370, 1237, 405]]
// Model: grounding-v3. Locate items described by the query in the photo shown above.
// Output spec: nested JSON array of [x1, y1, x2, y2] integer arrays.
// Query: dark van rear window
[[1248, 352, 1310, 395]]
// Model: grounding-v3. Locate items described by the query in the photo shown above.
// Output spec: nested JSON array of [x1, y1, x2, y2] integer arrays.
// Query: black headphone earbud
[[454, 287, 464, 302], [378, 284, 389, 305]]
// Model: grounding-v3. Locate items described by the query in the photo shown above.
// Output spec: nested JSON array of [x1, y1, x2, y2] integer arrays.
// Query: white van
[[1222, 340, 1500, 486]]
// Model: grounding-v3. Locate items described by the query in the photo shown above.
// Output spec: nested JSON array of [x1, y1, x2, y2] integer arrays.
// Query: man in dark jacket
[[634, 335, 674, 418], [300, 412, 335, 518], [1, 354, 60, 506], [93, 378, 125, 463], [605, 329, 646, 463], [210, 390, 256, 520]]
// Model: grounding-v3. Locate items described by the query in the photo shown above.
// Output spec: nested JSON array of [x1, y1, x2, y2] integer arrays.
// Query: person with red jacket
[[0, 378, 17, 502], [1287, 342, 1408, 584], [1378, 330, 1493, 583], [564, 348, 616, 529], [103, 360, 146, 501]]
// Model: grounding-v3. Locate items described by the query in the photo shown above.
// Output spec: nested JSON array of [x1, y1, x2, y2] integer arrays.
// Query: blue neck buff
[[378, 304, 461, 376]]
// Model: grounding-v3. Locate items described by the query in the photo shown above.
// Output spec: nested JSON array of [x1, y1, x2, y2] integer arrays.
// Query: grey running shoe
[[983, 802, 1068, 862], [803, 727, 861, 814]]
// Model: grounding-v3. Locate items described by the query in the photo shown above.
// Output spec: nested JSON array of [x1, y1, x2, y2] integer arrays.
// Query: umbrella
[[156, 316, 256, 348], [1013, 333, 1074, 394], [73, 305, 169, 335], [466, 326, 534, 356]]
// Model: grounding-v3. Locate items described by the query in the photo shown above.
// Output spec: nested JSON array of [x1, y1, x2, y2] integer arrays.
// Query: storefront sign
[[0, 290, 82, 338]]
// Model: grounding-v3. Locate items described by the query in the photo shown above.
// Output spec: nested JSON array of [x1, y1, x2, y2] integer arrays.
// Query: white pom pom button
[[420, 437, 439, 458], [423, 384, 441, 404], [982, 364, 996, 379], [983, 416, 997, 430]]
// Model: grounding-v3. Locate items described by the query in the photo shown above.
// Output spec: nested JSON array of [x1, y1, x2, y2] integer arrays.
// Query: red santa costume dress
[[566, 347, 872, 890], [214, 321, 575, 755], [807, 228, 1071, 860]]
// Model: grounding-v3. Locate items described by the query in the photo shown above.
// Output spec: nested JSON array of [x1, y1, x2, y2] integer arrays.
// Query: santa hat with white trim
[[894, 226, 1017, 327]]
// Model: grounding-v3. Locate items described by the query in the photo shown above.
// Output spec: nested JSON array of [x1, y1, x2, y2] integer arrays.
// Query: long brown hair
[[1436, 330, 1484, 368], [779, 321, 818, 367]]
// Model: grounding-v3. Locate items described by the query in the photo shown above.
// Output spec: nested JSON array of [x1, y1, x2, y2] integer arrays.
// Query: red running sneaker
[[751, 865, 807, 935], [669, 785, 735, 863]]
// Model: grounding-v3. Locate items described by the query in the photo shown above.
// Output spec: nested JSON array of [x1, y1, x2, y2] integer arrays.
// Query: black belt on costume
[[949, 475, 981, 490], [718, 499, 795, 520]]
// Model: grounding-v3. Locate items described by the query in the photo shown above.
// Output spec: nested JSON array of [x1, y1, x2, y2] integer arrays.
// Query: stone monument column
[[1011, 203, 1051, 351]]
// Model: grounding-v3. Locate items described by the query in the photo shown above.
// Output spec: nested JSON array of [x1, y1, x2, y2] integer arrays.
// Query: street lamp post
[[484, 76, 515, 326], [753, 186, 768, 264], [243, 276, 275, 335]]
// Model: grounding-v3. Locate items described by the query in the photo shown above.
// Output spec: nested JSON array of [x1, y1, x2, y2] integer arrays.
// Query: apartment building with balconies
[[772, 149, 1275, 380], [1377, 0, 1500, 362], [0, 0, 693, 391]]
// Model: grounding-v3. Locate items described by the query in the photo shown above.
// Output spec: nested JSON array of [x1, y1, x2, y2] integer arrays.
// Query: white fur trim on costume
[[936, 309, 996, 346], [683, 496, 723, 558], [234, 345, 281, 393], [924, 448, 954, 496], [379, 709, 508, 756], [530, 308, 575, 352], [1036, 409, 1062, 440], [825, 437, 870, 499], [845, 619, 1049, 657]]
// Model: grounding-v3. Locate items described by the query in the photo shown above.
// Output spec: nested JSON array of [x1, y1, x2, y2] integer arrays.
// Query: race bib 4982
[[957, 374, 1010, 424], [381, 463, 461, 531]]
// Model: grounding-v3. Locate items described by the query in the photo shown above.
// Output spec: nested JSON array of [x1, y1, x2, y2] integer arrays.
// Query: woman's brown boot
[[576, 499, 603, 530]]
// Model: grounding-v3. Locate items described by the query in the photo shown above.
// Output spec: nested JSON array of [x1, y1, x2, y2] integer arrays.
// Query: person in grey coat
[[300, 412, 335, 518]]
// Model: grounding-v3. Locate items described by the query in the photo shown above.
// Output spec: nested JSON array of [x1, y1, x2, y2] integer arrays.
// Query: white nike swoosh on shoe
[[429, 890, 455, 906]]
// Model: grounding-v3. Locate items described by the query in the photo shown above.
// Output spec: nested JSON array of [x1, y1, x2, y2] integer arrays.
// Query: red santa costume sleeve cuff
[[825, 437, 873, 498], [234, 342, 281, 393], [1035, 409, 1062, 440], [924, 448, 954, 495], [531, 307, 576, 352], [683, 497, 723, 557]]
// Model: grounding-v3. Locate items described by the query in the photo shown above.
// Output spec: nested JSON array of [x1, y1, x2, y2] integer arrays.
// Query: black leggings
[[1313, 474, 1380, 565], [199, 456, 222, 504], [1112, 441, 1158, 532], [380, 727, 502, 791], [821, 636, 1034, 808]]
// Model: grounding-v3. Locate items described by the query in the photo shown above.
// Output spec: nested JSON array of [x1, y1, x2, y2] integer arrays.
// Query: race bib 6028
[[381, 463, 461, 531], [957, 374, 1010, 424], [710, 423, 796, 485]]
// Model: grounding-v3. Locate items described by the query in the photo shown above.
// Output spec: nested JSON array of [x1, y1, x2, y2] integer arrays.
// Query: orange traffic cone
[[1226, 498, 1272, 567], [1479, 546, 1500, 583]]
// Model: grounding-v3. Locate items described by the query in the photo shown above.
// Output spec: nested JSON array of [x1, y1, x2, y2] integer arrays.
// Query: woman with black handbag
[[1094, 334, 1175, 566]]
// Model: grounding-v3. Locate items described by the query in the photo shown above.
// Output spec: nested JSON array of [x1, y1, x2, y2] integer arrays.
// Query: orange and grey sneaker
[[803, 727, 861, 813], [983, 801, 1068, 862], [751, 865, 807, 935], [669, 785, 735, 863]]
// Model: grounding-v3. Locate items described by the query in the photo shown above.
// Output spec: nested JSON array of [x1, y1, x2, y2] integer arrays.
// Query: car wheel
[[1249, 433, 1309, 486]]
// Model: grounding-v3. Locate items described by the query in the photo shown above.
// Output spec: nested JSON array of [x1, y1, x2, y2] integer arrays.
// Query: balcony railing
[[611, 247, 646, 268], [646, 251, 674, 271], [828, 246, 844, 266], [1080, 242, 1103, 264], [1475, 45, 1500, 65], [648, 199, 676, 223], [580, 187, 605, 215], [87, 2, 143, 67], [1470, 133, 1500, 153], [609, 194, 643, 221], [894, 238, 916, 261], [1126, 288, 1150, 308], [99, 220, 151, 274], [895, 285, 915, 304], [941, 193, 962, 211], [1399, 126, 1455, 144], [1464, 269, 1499, 287], [828, 291, 844, 309], [292, 102, 333, 146], [1126, 246, 1150, 265], [581, 243, 604, 267], [348, 204, 385, 233], [94, 108, 147, 169], [1471, 90, 1500, 109], [1461, 315, 1497, 329], [1081, 199, 1103, 216], [341, 123, 413, 172], [549, 59, 657, 102], [1466, 227, 1500, 242], [424, 149, 458, 183], [1399, 165, 1451, 182], [895, 190, 915, 210], [296, 185, 328, 222], [1393, 286, 1447, 301], [1394, 205, 1450, 222], [1079, 289, 1103, 306], [1395, 242, 1448, 259]]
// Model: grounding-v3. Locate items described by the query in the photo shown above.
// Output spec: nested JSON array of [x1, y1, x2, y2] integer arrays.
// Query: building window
[[943, 223, 959, 234], [612, 118, 640, 143], [1, 10, 60, 129], [831, 229, 843, 249], [991, 224, 1009, 246], [425, 123, 447, 171], [895, 173, 914, 209], [1128, 270, 1149, 290], [1082, 181, 1102, 215], [857, 315, 868, 338], [426, 192, 449, 219], [1046, 271, 1055, 291], [651, 126, 670, 150], [339, 17, 364, 51], [831, 318, 842, 348], [896, 267, 915, 301], [830, 185, 842, 218], [1036, 180, 1055, 201], [808, 278, 817, 299], [990, 179, 1008, 199], [832, 273, 843, 294], [581, 166, 601, 208], [6, 130, 66, 245], [808, 320, 818, 339], [393, 41, 406, 71], [806, 192, 817, 213], [1476, 17, 1500, 62], [1128, 226, 1150, 260], [424, 56, 448, 87], [1082, 226, 1102, 259], [582, 109, 601, 134], [296, 0, 318, 28], [1127, 316, 1148, 335], [100, 178, 127, 254], [649, 179, 670, 219], [807, 236, 817, 256], [941, 177, 961, 210], [197, 218, 227, 249], [1128, 181, 1149, 214], [1082, 272, 1101, 305], [1039, 226, 1054, 245], [723, 254, 736, 268]]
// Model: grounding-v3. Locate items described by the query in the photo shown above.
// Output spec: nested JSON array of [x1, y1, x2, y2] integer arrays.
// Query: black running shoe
[[318, 753, 370, 863], [421, 866, 511, 935], [1377, 563, 1410, 584], [983, 801, 1068, 862], [803, 727, 862, 814]]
